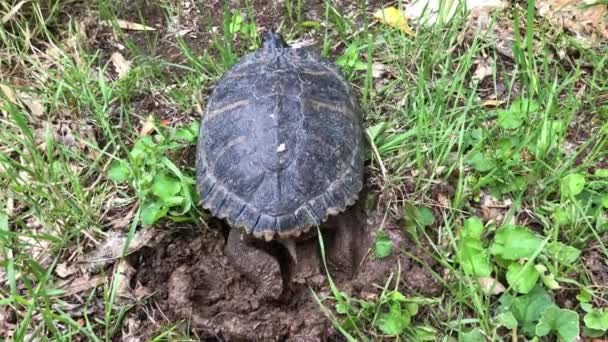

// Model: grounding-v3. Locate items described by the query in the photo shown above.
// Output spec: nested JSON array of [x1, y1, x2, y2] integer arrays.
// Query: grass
[[1, 0, 607, 340]]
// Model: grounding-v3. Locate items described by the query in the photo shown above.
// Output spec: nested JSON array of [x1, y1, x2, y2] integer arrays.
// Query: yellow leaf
[[100, 19, 156, 31], [373, 7, 414, 36], [1, 0, 28, 24]]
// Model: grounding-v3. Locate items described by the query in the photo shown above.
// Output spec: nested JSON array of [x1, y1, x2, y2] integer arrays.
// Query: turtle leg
[[224, 229, 283, 301], [326, 210, 366, 278]]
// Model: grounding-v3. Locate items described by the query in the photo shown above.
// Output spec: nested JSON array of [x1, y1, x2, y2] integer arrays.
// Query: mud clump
[[132, 211, 437, 341]]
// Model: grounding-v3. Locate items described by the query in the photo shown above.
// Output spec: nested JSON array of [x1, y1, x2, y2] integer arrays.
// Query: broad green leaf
[[140, 201, 167, 226], [495, 311, 518, 329], [458, 328, 484, 342], [108, 160, 130, 182], [416, 206, 435, 226], [535, 264, 560, 290], [151, 173, 182, 202], [375, 231, 392, 259], [468, 152, 496, 172], [561, 173, 586, 197], [551, 209, 570, 226], [535, 307, 579, 342], [595, 169, 608, 178], [375, 304, 411, 335], [506, 262, 539, 294], [497, 109, 525, 130], [458, 238, 492, 277], [366, 122, 388, 143], [130, 136, 155, 161], [511, 98, 540, 114], [457, 217, 491, 277], [507, 285, 556, 335], [545, 241, 581, 265], [602, 195, 608, 209], [584, 309, 608, 331], [489, 226, 542, 260], [577, 288, 593, 303], [463, 217, 484, 238], [175, 127, 196, 142]]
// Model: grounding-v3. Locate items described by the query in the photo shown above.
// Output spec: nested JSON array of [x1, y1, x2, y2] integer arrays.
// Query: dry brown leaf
[[85, 229, 166, 270], [110, 52, 131, 79], [372, 62, 390, 78], [115, 260, 136, 301], [1, 0, 28, 24], [477, 276, 506, 295], [536, 0, 608, 44], [101, 19, 156, 31], [481, 99, 506, 107], [472, 57, 494, 82], [140, 115, 156, 136], [17, 91, 44, 117], [55, 262, 79, 278], [480, 193, 512, 224], [0, 84, 17, 105], [60, 275, 105, 296]]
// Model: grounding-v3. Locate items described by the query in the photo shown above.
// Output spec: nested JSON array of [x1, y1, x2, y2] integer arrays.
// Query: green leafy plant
[[456, 217, 492, 277], [375, 231, 393, 259], [107, 121, 200, 226]]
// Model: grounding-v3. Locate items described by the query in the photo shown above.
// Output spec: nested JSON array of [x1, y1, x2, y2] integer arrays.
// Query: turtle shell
[[196, 42, 364, 241]]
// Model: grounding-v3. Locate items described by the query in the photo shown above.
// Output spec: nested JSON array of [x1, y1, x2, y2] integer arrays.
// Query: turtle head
[[262, 30, 289, 49]]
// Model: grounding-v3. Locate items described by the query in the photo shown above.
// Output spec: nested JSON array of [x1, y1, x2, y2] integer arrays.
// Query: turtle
[[195, 30, 364, 300]]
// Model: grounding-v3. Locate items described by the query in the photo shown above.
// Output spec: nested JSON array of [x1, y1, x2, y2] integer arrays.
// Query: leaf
[[545, 241, 581, 265], [560, 173, 586, 197], [140, 201, 167, 226], [17, 91, 45, 117], [595, 169, 608, 178], [101, 19, 156, 31], [0, 84, 18, 106], [375, 231, 392, 259], [506, 262, 540, 294], [584, 309, 608, 331], [468, 152, 496, 172], [535, 264, 561, 290], [110, 52, 131, 79], [416, 206, 435, 226], [108, 160, 130, 182], [577, 288, 593, 303], [551, 209, 570, 226], [458, 237, 492, 277], [511, 98, 540, 114], [495, 311, 518, 329], [375, 304, 411, 335], [489, 225, 542, 260], [536, 0, 608, 45], [366, 122, 388, 143], [497, 109, 525, 129], [535, 307, 579, 342], [373, 7, 414, 36], [507, 285, 556, 335], [175, 126, 196, 142], [601, 195, 608, 209], [1, 0, 28, 24], [477, 276, 506, 295], [458, 328, 485, 342], [151, 173, 182, 203], [457, 217, 492, 277]]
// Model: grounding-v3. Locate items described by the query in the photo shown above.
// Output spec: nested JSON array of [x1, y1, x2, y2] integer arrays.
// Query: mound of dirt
[[131, 206, 438, 341]]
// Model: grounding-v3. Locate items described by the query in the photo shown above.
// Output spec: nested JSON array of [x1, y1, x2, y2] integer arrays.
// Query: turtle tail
[[262, 30, 289, 49]]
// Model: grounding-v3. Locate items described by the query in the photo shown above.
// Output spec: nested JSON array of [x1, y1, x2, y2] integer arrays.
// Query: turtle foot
[[224, 229, 284, 301]]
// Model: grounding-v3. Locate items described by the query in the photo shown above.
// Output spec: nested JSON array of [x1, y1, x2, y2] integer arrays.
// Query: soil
[[129, 199, 441, 341]]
